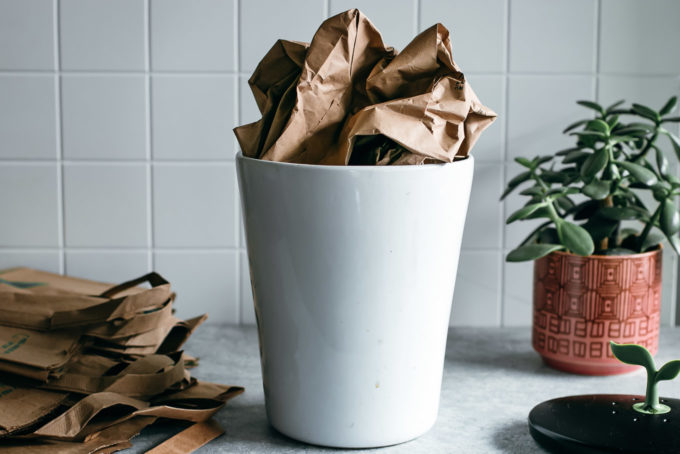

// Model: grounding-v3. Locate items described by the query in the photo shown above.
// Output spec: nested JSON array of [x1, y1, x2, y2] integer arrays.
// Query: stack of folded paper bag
[[0, 267, 243, 453]]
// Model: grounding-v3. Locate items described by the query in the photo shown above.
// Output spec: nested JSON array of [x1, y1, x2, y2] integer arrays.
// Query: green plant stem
[[638, 202, 663, 251], [644, 370, 660, 412], [544, 201, 559, 222], [632, 130, 659, 162]]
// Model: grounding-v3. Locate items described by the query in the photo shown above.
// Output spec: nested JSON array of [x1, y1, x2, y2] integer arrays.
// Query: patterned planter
[[532, 248, 662, 375]]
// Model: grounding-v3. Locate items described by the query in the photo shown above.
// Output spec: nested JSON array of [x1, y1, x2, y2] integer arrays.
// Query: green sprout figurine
[[610, 341, 680, 414]]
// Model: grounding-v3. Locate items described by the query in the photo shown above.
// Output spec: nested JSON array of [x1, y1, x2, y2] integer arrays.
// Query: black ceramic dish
[[529, 394, 680, 454]]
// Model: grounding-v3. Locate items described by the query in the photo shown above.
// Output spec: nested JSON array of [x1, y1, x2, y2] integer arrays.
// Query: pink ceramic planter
[[532, 248, 662, 375]]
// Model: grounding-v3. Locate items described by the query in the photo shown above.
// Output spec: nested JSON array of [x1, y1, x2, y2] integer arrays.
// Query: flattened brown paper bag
[[0, 269, 171, 331], [0, 382, 68, 436], [44, 352, 186, 398], [0, 326, 81, 381], [1, 416, 156, 453], [234, 8, 496, 165], [33, 382, 244, 441]]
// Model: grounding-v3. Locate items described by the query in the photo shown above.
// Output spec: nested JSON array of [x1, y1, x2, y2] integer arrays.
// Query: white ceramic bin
[[236, 152, 474, 448]]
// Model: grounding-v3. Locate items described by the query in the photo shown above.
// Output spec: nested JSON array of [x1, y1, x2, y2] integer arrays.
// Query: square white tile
[[507, 75, 594, 159], [61, 75, 147, 160], [598, 76, 680, 110], [0, 164, 59, 247], [451, 250, 502, 326], [152, 75, 236, 159], [600, 0, 680, 75], [0, 75, 57, 159], [63, 164, 149, 247], [154, 250, 239, 323], [502, 256, 533, 326], [65, 250, 150, 284], [330, 0, 415, 52], [466, 75, 504, 161], [240, 0, 324, 71], [152, 164, 237, 247], [240, 250, 255, 324], [59, 0, 145, 70], [420, 0, 506, 73], [462, 162, 503, 249], [0, 251, 61, 274], [0, 0, 55, 70], [150, 0, 235, 71], [510, 0, 596, 73]]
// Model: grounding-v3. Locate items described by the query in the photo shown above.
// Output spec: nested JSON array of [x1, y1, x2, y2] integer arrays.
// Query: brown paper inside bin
[[0, 269, 172, 331], [234, 9, 496, 165]]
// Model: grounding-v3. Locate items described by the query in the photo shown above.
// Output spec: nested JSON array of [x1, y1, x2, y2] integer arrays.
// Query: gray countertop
[[129, 326, 680, 453]]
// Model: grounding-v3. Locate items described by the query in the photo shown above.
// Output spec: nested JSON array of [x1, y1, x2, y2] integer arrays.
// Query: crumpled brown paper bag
[[234, 8, 496, 165]]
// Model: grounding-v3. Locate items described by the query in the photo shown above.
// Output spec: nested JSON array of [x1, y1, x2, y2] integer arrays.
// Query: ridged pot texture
[[532, 248, 662, 375]]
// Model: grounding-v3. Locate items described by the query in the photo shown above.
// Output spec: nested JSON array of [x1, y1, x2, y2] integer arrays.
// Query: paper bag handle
[[99, 272, 169, 299]]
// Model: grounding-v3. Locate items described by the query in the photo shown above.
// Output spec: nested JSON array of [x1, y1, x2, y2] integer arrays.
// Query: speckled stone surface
[[127, 326, 680, 453]]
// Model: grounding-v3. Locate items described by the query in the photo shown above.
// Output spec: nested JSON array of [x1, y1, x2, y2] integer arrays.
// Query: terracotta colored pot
[[532, 248, 662, 375]]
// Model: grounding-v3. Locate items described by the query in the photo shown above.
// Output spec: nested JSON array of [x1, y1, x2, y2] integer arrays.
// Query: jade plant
[[610, 341, 680, 414], [502, 97, 680, 261]]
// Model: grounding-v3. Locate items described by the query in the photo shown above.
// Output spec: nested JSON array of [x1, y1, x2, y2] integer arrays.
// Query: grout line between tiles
[[234, 0, 242, 324], [145, 0, 154, 273], [593, 0, 602, 102], [3, 69, 680, 78], [0, 247, 247, 252], [414, 0, 420, 34], [2, 70, 679, 78], [499, 0, 510, 327], [53, 0, 66, 275]]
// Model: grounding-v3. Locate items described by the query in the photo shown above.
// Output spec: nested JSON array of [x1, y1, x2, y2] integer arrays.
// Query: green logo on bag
[[0, 278, 46, 289], [1, 333, 29, 354], [0, 384, 15, 397]]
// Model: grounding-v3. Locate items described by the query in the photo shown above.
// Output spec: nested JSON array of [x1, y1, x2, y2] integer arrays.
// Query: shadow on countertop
[[492, 420, 548, 454], [444, 328, 562, 377]]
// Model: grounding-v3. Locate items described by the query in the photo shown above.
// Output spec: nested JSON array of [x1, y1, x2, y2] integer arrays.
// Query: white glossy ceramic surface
[[236, 153, 474, 448]]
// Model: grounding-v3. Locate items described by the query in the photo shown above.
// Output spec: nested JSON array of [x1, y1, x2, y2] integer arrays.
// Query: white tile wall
[[0, 0, 678, 326], [331, 0, 414, 51], [0, 75, 58, 159], [65, 250, 150, 283], [61, 75, 147, 159], [0, 0, 55, 70], [151, 75, 236, 159], [150, 0, 236, 71], [152, 163, 237, 247], [0, 164, 60, 247], [63, 163, 149, 247], [509, 0, 597, 73], [60, 0, 146, 70], [154, 250, 238, 323]]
